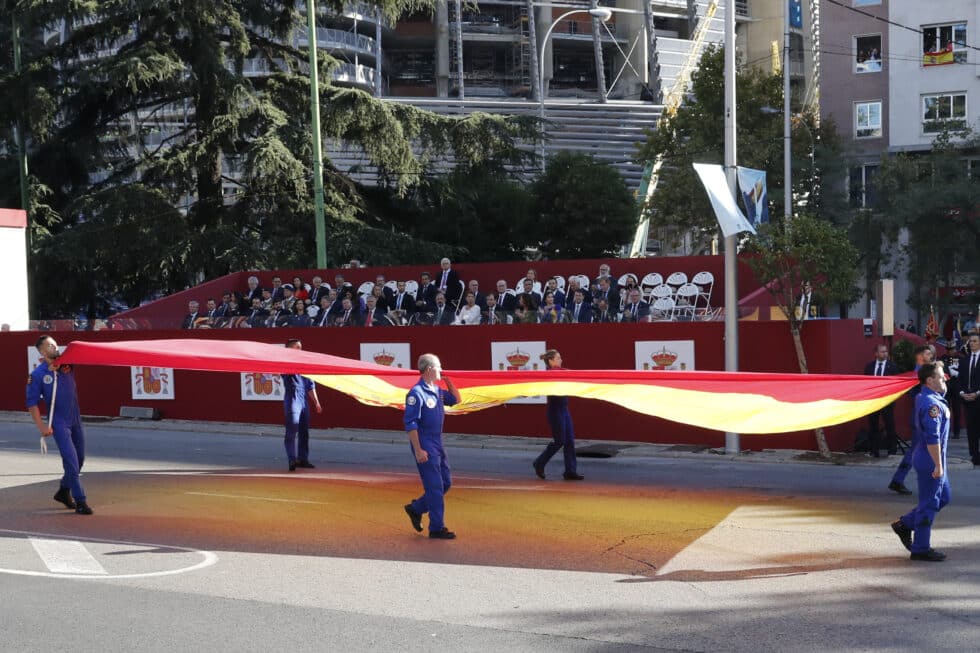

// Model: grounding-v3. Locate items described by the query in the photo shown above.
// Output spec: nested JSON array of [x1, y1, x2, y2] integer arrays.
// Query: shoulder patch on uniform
[[929, 405, 940, 418], [407, 395, 417, 406], [43, 374, 53, 385]]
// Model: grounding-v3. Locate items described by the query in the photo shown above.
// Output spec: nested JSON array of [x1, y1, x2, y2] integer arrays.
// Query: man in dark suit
[[466, 279, 487, 311], [266, 301, 290, 328], [361, 296, 389, 327], [568, 290, 593, 324], [415, 272, 438, 313], [483, 294, 507, 325], [864, 344, 900, 456], [332, 297, 359, 327], [493, 280, 517, 314], [181, 300, 201, 329], [270, 276, 285, 303], [519, 278, 542, 309], [313, 296, 334, 327], [436, 258, 462, 308], [621, 289, 650, 322], [959, 332, 980, 466], [243, 276, 263, 305], [246, 298, 270, 328], [431, 292, 454, 326], [307, 276, 329, 306], [592, 277, 619, 319]]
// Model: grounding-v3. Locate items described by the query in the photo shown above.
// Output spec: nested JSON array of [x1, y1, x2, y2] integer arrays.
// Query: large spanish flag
[[59, 339, 915, 435], [923, 43, 955, 66]]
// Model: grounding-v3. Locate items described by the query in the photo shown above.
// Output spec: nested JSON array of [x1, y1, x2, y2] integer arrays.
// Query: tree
[[873, 128, 980, 317], [530, 152, 637, 259], [0, 1, 536, 316], [743, 214, 860, 457], [637, 46, 847, 253]]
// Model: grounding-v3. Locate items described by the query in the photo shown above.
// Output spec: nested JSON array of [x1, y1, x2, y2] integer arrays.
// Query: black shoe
[[533, 463, 546, 480], [563, 472, 585, 481], [75, 502, 93, 515], [891, 519, 912, 551], [429, 527, 456, 540], [404, 504, 423, 532], [910, 549, 946, 562], [53, 488, 76, 510], [888, 481, 912, 495], [296, 460, 315, 469], [288, 461, 297, 472]]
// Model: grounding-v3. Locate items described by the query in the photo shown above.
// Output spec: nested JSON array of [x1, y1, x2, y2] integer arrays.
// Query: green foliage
[[530, 152, 637, 258], [638, 46, 847, 253], [873, 128, 980, 313], [0, 0, 539, 317], [742, 214, 860, 328], [891, 339, 915, 373]]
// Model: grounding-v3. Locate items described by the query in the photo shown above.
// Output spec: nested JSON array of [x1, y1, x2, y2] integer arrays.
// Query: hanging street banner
[[693, 163, 757, 238], [737, 166, 770, 226]]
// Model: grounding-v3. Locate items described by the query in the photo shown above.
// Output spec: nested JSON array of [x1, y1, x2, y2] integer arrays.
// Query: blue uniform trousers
[[900, 469, 950, 553], [410, 442, 452, 532], [284, 405, 310, 463], [534, 408, 577, 474], [52, 417, 86, 502]]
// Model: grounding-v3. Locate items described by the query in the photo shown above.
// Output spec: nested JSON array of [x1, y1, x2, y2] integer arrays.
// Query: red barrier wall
[[2, 319, 899, 452], [115, 255, 764, 329]]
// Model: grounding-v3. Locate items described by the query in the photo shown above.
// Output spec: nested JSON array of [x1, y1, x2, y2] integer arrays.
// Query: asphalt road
[[0, 418, 978, 652]]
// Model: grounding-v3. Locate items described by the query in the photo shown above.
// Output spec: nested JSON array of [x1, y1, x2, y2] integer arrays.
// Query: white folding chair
[[571, 274, 590, 291], [674, 283, 700, 320], [384, 280, 398, 294], [666, 271, 688, 292], [552, 275, 566, 292], [650, 284, 673, 300], [617, 273, 638, 289], [404, 280, 419, 296], [692, 271, 715, 312], [640, 272, 663, 300], [651, 297, 676, 321], [356, 281, 375, 296]]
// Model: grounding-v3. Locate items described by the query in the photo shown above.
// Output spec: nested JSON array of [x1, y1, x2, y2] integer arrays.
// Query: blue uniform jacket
[[404, 380, 458, 443], [912, 386, 949, 471], [282, 374, 314, 410], [26, 363, 81, 424]]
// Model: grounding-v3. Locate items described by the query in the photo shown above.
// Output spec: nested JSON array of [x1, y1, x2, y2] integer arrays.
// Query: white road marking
[[0, 529, 218, 580], [29, 538, 108, 575], [184, 492, 330, 505], [454, 485, 551, 491]]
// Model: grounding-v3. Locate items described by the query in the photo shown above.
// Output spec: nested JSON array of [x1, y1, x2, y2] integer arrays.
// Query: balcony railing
[[736, 0, 749, 17], [297, 27, 379, 57]]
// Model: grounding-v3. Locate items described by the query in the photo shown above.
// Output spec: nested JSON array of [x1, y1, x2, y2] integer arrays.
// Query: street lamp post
[[537, 6, 614, 170], [306, 0, 327, 269]]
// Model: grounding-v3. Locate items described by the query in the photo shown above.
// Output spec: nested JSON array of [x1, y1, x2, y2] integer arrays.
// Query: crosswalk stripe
[[29, 538, 108, 575]]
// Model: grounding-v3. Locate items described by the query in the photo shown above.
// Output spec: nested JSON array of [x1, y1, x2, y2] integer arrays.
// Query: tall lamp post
[[536, 6, 614, 170], [306, 0, 327, 268]]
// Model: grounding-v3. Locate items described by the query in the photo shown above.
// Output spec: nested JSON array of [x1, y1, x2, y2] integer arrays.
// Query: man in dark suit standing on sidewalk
[[864, 344, 900, 456], [959, 332, 980, 466]]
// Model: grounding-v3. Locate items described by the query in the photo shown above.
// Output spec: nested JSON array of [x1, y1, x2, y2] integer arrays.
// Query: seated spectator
[[493, 279, 517, 314], [621, 289, 650, 322], [537, 291, 563, 324], [525, 268, 542, 294], [545, 278, 565, 309], [594, 263, 612, 287], [181, 300, 201, 329], [594, 298, 616, 323], [415, 272, 437, 312], [375, 274, 395, 303], [216, 291, 234, 315], [366, 283, 390, 312], [519, 278, 542, 309], [568, 290, 593, 323], [363, 295, 390, 327], [483, 293, 507, 325], [334, 297, 359, 327], [224, 297, 241, 321], [205, 298, 219, 320], [389, 280, 415, 324], [291, 276, 309, 302], [431, 292, 454, 326], [270, 276, 285, 302], [280, 284, 297, 312], [308, 276, 329, 305], [259, 287, 274, 310], [514, 294, 539, 324], [334, 274, 353, 301], [619, 275, 640, 312], [592, 277, 619, 317], [313, 295, 334, 327], [244, 276, 263, 305], [467, 280, 487, 311], [246, 297, 270, 328], [266, 300, 290, 328], [288, 301, 312, 327], [454, 291, 482, 325]]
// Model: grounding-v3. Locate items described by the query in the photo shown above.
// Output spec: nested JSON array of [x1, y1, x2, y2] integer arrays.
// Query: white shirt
[[454, 304, 481, 325]]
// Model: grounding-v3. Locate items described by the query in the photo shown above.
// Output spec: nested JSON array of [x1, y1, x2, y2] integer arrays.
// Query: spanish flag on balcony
[[923, 43, 955, 66], [60, 339, 917, 436]]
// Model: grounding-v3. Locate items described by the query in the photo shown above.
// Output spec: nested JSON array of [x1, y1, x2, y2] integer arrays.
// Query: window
[[855, 101, 882, 139], [854, 34, 882, 73], [968, 159, 980, 179], [922, 93, 967, 133], [922, 23, 967, 65], [849, 165, 879, 209]]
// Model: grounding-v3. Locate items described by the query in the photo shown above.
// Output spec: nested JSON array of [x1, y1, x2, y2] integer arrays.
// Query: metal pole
[[783, 0, 792, 219], [375, 9, 382, 97], [454, 0, 464, 100], [526, 0, 540, 102], [306, 0, 327, 268], [590, 0, 608, 103], [723, 0, 739, 455]]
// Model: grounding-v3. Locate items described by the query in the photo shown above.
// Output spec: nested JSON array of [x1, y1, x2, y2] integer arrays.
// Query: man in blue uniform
[[403, 353, 461, 539], [282, 339, 322, 471], [26, 335, 93, 515], [888, 344, 934, 495], [891, 362, 951, 561]]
